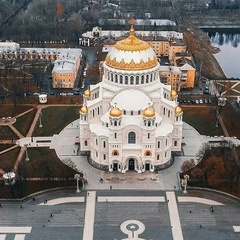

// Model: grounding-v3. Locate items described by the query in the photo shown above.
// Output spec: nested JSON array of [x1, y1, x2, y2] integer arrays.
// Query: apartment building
[[52, 49, 82, 89]]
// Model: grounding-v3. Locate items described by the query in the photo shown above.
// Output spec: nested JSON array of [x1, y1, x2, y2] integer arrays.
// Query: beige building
[[52, 49, 82, 89]]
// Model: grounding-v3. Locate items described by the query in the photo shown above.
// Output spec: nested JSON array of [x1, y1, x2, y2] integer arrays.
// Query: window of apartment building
[[84, 140, 87, 146]]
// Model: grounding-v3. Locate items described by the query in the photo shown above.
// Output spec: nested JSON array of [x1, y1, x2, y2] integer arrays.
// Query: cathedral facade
[[79, 22, 183, 173]]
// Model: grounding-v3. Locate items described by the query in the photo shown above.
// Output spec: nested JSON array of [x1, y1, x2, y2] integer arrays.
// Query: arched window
[[157, 141, 160, 148], [103, 141, 106, 148], [95, 138, 98, 145], [123, 110, 126, 115], [125, 76, 128, 84], [115, 74, 118, 83], [163, 108, 166, 115], [128, 131, 136, 144], [174, 141, 177, 146], [157, 154, 159, 160], [141, 75, 144, 84], [103, 154, 106, 160], [130, 76, 134, 85], [148, 121, 151, 127], [112, 150, 119, 156], [84, 140, 88, 146], [114, 120, 117, 126], [131, 111, 133, 115], [136, 76, 139, 84], [168, 110, 170, 117], [148, 133, 150, 139], [111, 73, 113, 82], [120, 75, 123, 84], [144, 150, 152, 156], [138, 110, 141, 115], [93, 109, 95, 117], [146, 75, 149, 83]]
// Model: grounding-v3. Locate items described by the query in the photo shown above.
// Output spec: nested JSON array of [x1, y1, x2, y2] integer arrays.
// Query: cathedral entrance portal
[[145, 163, 150, 171], [128, 158, 135, 171]]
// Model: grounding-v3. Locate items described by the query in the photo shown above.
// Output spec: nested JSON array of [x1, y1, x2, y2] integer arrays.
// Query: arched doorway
[[128, 158, 135, 171]]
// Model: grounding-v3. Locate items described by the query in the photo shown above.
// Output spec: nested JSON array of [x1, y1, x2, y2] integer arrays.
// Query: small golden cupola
[[143, 105, 155, 118], [109, 104, 122, 118], [170, 90, 178, 100], [80, 105, 88, 115], [175, 106, 183, 115], [83, 89, 91, 99]]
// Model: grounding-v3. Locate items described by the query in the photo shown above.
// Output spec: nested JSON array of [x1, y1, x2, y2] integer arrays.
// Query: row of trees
[[181, 147, 240, 195]]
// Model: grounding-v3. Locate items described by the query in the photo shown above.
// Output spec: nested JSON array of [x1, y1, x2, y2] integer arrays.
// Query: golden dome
[[105, 19, 158, 71], [83, 89, 91, 98], [175, 106, 183, 115], [170, 90, 178, 99], [109, 106, 122, 118], [143, 106, 155, 118], [80, 105, 88, 114]]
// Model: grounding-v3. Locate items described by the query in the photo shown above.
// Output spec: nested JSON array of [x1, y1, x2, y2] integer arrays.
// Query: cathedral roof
[[83, 89, 91, 98], [105, 19, 158, 71], [175, 106, 183, 115], [80, 105, 88, 114], [111, 89, 152, 111], [143, 106, 155, 118], [109, 105, 122, 118]]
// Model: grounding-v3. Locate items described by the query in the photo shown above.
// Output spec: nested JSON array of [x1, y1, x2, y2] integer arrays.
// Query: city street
[[0, 189, 240, 240]]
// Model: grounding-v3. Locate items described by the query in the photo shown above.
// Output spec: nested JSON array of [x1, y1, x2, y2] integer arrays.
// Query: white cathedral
[[79, 22, 183, 174]]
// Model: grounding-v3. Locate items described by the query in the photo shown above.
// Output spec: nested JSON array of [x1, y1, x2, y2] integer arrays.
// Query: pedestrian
[[189, 210, 192, 213], [50, 214, 53, 217], [238, 202, 240, 206], [210, 207, 214, 213], [87, 192, 89, 196], [199, 224, 202, 228], [32, 197, 35, 201], [20, 205, 23, 208], [0, 203, 2, 207]]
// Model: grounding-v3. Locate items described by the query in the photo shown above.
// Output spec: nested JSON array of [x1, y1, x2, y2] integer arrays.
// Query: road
[[0, 189, 240, 240]]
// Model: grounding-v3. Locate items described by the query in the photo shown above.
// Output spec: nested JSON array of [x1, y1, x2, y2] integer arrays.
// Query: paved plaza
[[0, 189, 240, 240]]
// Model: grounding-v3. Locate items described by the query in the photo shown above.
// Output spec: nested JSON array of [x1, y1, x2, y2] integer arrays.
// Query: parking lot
[[179, 98, 213, 105]]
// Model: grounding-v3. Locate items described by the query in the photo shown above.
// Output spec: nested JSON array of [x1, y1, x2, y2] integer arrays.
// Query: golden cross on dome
[[128, 18, 135, 36], [128, 18, 135, 26]]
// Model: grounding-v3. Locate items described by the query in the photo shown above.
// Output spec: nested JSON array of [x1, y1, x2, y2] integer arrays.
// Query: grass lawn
[[33, 106, 80, 136], [0, 144, 15, 152], [0, 125, 19, 140], [14, 108, 37, 136], [18, 148, 78, 178], [0, 105, 34, 118], [182, 106, 224, 136], [0, 147, 20, 172]]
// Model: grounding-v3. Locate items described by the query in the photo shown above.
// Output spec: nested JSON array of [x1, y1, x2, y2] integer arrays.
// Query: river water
[[205, 29, 240, 79]]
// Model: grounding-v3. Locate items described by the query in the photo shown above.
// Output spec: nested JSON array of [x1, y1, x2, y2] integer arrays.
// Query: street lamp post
[[24, 144, 30, 161], [182, 174, 189, 194], [74, 173, 81, 193], [39, 111, 43, 128], [81, 171, 87, 191]]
